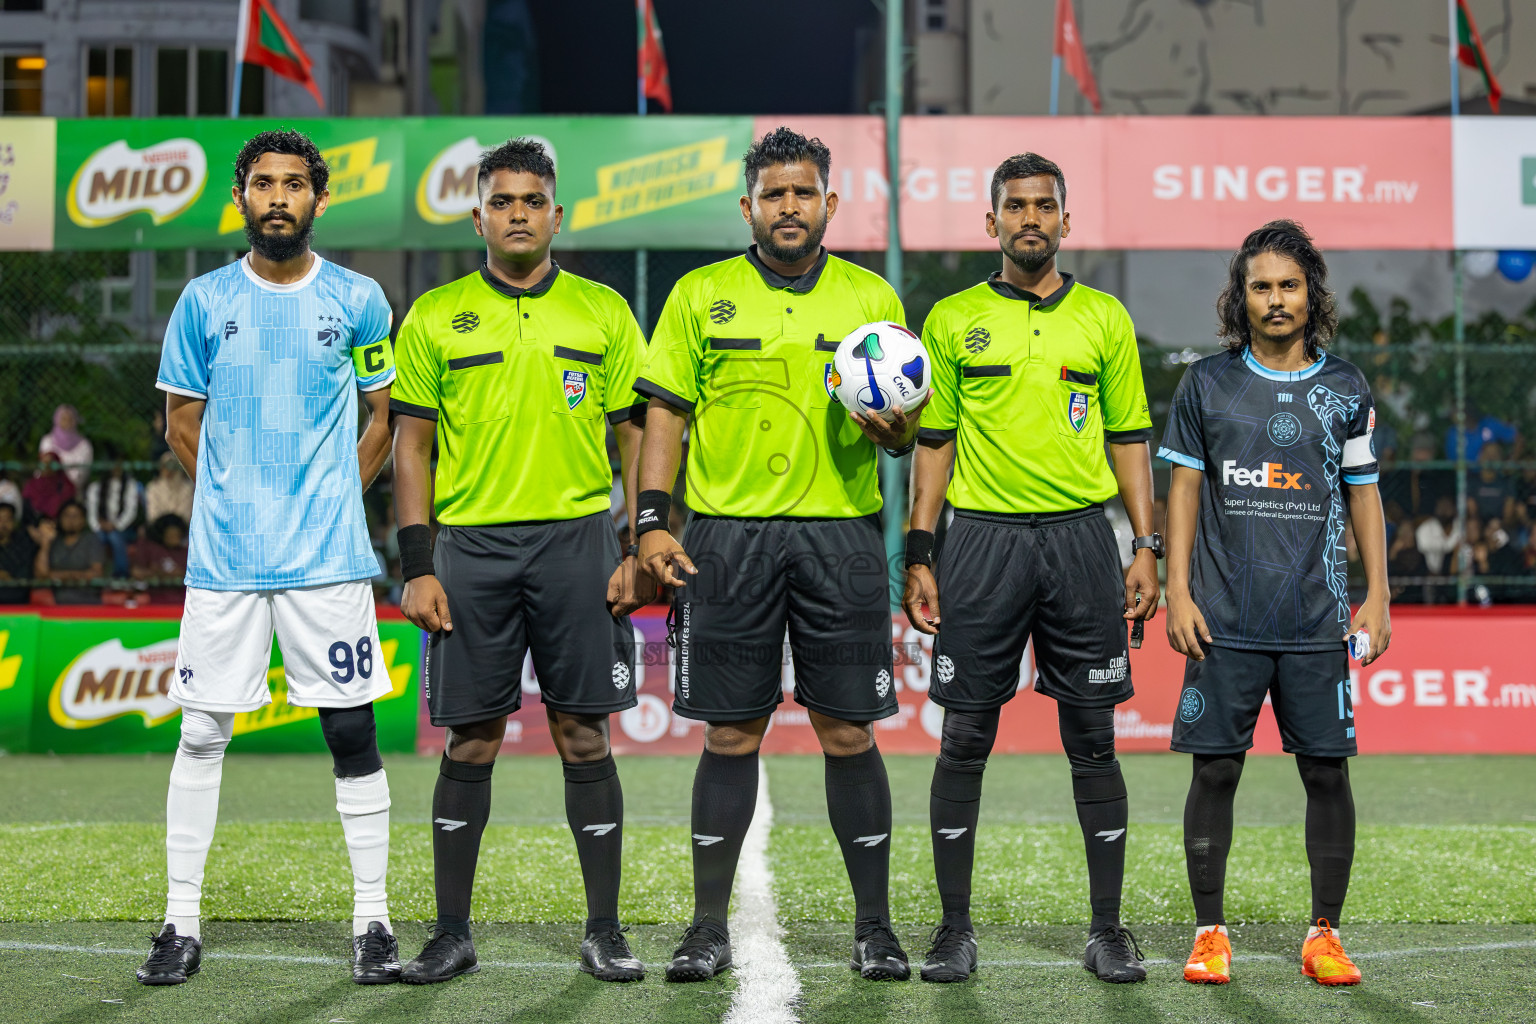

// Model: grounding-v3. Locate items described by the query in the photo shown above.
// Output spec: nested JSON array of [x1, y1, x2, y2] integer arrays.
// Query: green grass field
[[2, 753, 1533, 1023]]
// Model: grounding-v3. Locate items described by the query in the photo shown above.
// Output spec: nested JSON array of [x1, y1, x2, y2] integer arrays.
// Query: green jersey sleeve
[[604, 295, 649, 424], [635, 278, 703, 412], [388, 302, 441, 420], [919, 306, 958, 437], [1099, 300, 1153, 442]]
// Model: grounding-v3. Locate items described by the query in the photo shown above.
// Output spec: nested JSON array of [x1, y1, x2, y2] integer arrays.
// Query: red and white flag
[[1053, 0, 1100, 114]]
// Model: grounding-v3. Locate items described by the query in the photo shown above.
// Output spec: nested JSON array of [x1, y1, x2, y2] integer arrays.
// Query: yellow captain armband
[[352, 338, 395, 381]]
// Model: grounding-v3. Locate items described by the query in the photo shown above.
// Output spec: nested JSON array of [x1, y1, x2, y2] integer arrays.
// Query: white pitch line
[[720, 760, 800, 1024]]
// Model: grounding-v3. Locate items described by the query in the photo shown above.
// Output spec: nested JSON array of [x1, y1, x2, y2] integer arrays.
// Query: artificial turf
[[1, 753, 1532, 1024]]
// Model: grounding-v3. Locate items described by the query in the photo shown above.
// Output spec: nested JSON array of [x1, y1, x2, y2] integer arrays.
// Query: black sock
[[1072, 769, 1129, 933], [1184, 753, 1244, 927], [929, 760, 983, 931], [690, 749, 759, 926], [1298, 755, 1354, 929], [825, 746, 892, 925], [432, 756, 494, 938], [563, 755, 624, 935]]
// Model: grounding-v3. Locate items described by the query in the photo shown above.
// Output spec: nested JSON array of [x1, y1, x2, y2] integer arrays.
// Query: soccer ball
[[830, 321, 930, 420]]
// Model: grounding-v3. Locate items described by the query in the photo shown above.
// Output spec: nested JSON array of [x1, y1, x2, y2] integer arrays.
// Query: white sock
[[336, 769, 392, 936], [164, 711, 233, 941], [1307, 923, 1337, 941], [1195, 924, 1229, 942]]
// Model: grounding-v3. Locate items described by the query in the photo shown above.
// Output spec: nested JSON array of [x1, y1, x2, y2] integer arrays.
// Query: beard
[[1001, 231, 1059, 274], [242, 203, 316, 262], [752, 211, 827, 266]]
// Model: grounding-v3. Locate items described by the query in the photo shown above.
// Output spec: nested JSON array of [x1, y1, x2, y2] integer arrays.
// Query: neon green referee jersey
[[636, 246, 903, 519], [918, 273, 1152, 513], [390, 263, 647, 525]]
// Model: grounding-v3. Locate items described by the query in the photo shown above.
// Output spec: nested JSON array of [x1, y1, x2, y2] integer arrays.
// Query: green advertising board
[[50, 116, 756, 251], [0, 613, 419, 754]]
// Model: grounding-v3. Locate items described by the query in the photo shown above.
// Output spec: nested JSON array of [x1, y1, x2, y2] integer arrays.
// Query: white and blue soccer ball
[[830, 321, 930, 420]]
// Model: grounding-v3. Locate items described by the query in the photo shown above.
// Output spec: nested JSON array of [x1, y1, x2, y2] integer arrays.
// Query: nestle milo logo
[[415, 134, 557, 226], [67, 139, 208, 228]]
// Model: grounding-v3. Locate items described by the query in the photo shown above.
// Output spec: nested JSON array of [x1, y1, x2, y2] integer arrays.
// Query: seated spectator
[[1484, 518, 1529, 602], [1402, 434, 1451, 521], [1414, 497, 1461, 576], [0, 503, 37, 604], [34, 500, 105, 605], [0, 471, 20, 520], [38, 404, 94, 492], [1387, 519, 1428, 604], [22, 452, 75, 526], [85, 450, 142, 578], [1444, 403, 1522, 463], [130, 514, 188, 605], [1468, 442, 1517, 524], [145, 451, 194, 526]]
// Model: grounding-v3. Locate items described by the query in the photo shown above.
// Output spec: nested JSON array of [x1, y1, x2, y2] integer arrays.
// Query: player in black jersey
[[1158, 221, 1390, 987]]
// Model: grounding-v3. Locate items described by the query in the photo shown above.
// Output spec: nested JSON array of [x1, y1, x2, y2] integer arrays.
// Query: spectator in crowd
[[1482, 517, 1529, 602], [1387, 518, 1428, 605], [37, 404, 93, 492], [0, 471, 21, 520], [1415, 496, 1462, 576], [1468, 442, 1517, 524], [34, 499, 105, 605], [85, 450, 142, 577], [144, 451, 194, 526], [0, 503, 37, 604], [22, 451, 75, 525], [1402, 434, 1452, 521], [130, 513, 188, 605], [1444, 403, 1522, 463]]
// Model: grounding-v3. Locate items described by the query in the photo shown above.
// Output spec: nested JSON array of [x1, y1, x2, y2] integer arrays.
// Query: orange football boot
[[1183, 928, 1231, 984], [1301, 920, 1361, 986]]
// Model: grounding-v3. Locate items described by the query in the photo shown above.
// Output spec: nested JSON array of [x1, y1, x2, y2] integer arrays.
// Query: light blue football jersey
[[157, 255, 395, 591]]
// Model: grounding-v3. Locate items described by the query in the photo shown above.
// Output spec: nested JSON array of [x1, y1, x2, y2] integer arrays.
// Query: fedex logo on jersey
[[1222, 460, 1307, 490]]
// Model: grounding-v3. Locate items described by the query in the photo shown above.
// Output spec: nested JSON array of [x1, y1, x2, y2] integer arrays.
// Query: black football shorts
[[1171, 644, 1356, 758], [670, 513, 898, 723], [929, 506, 1133, 711], [425, 514, 638, 726]]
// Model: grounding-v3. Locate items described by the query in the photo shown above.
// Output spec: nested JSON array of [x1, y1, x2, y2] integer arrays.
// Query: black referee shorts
[[424, 513, 638, 727], [929, 506, 1133, 711], [671, 513, 898, 724]]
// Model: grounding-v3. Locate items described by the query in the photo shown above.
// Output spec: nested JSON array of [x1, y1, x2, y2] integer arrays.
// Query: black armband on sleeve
[[904, 529, 935, 568], [635, 490, 672, 537], [398, 524, 435, 582]]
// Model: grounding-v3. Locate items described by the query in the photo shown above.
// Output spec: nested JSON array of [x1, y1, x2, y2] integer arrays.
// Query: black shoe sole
[[851, 959, 911, 981], [919, 964, 976, 983], [401, 963, 480, 985], [136, 963, 199, 986], [1084, 964, 1148, 984], [580, 964, 646, 982], [353, 969, 403, 985], [665, 960, 731, 983]]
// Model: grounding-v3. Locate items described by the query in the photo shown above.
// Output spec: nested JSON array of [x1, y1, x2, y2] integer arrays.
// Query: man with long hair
[[1159, 219, 1391, 986]]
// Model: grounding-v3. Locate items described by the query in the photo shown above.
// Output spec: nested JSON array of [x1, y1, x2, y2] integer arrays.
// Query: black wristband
[[398, 523, 434, 582], [904, 529, 935, 568], [635, 490, 672, 536], [883, 441, 916, 458]]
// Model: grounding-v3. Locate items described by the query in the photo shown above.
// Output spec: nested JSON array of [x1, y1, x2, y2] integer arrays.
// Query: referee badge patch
[[1068, 391, 1089, 433], [563, 369, 588, 409], [825, 363, 841, 402]]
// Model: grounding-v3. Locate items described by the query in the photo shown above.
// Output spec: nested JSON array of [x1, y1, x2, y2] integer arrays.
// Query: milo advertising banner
[[0, 612, 420, 754], [50, 116, 756, 251], [54, 118, 404, 250], [404, 116, 754, 249]]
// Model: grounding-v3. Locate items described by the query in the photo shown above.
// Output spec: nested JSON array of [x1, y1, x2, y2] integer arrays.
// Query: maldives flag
[[1053, 0, 1100, 114], [236, 0, 323, 109], [638, 0, 672, 113], [1455, 0, 1502, 113]]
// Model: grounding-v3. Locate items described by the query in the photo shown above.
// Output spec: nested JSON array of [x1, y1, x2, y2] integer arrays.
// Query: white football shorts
[[171, 580, 392, 712]]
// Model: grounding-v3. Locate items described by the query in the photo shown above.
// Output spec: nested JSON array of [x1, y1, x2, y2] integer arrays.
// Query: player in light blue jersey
[[138, 130, 402, 988]]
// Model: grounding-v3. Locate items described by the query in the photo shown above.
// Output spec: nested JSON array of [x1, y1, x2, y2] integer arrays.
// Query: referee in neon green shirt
[[903, 153, 1160, 985], [634, 128, 920, 983], [389, 139, 653, 984]]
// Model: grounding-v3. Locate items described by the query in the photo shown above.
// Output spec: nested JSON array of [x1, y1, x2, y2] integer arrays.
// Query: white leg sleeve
[[336, 769, 391, 936], [164, 709, 234, 939]]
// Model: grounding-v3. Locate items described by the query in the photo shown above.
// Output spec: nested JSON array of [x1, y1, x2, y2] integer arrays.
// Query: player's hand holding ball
[[402, 574, 454, 634], [833, 321, 930, 449]]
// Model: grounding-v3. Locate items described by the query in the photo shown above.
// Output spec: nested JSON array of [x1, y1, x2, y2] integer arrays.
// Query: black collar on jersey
[[746, 244, 828, 294], [986, 270, 1075, 307], [479, 259, 560, 299]]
